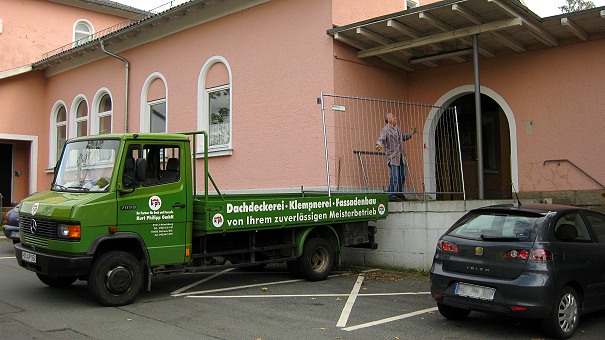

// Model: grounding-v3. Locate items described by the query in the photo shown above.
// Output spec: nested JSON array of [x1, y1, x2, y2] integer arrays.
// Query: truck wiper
[[52, 183, 68, 191], [67, 186, 90, 192]]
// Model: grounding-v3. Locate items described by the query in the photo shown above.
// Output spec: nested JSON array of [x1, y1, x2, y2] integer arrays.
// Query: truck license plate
[[22, 252, 36, 264], [454, 282, 495, 300]]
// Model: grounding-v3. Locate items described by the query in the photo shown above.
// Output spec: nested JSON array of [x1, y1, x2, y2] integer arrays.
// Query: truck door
[[117, 142, 188, 265]]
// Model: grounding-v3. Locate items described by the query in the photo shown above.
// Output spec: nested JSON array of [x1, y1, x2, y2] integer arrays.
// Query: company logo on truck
[[31, 203, 39, 216], [149, 196, 162, 211], [213, 213, 224, 228]]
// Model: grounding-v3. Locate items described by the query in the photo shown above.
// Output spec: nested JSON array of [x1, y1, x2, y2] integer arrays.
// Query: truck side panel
[[193, 193, 387, 233]]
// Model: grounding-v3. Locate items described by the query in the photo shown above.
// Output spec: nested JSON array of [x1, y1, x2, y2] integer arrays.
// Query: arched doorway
[[424, 86, 517, 200]]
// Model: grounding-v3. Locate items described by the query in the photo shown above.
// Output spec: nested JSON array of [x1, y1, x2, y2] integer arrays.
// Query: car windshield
[[53, 139, 120, 192], [448, 211, 543, 242]]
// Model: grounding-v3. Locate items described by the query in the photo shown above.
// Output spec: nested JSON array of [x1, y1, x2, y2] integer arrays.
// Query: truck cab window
[[123, 145, 142, 189], [140, 145, 180, 186]]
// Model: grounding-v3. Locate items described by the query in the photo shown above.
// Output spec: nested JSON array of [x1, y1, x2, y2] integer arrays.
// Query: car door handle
[[172, 203, 186, 209]]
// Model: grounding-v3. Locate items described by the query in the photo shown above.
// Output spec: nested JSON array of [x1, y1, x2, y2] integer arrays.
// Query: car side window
[[554, 212, 592, 242], [584, 212, 605, 243]]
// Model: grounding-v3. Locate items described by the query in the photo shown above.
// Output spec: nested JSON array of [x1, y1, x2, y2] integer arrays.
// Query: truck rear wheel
[[88, 251, 142, 306], [297, 238, 334, 281], [36, 273, 78, 287]]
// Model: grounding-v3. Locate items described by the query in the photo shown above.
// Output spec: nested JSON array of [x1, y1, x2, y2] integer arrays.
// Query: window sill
[[195, 149, 233, 158]]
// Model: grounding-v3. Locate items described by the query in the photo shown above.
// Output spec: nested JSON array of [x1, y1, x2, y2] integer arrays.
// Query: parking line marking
[[170, 268, 234, 295], [187, 292, 430, 299], [0, 256, 14, 260], [173, 277, 304, 297], [342, 307, 438, 331], [173, 272, 351, 298], [336, 274, 365, 328]]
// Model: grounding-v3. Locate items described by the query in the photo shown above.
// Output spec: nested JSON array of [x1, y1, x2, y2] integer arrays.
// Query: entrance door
[[0, 144, 13, 207], [436, 94, 512, 200]]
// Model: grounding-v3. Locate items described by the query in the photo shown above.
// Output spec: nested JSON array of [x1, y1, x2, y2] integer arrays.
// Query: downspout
[[100, 40, 129, 133]]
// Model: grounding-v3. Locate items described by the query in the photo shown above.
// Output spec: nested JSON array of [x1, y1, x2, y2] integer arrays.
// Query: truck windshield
[[53, 139, 120, 192]]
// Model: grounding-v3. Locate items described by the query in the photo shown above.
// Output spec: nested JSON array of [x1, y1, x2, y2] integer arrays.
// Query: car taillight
[[437, 240, 458, 253], [504, 249, 552, 261]]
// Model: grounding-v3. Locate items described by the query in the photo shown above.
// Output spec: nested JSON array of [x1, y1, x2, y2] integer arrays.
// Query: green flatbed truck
[[14, 131, 387, 306]]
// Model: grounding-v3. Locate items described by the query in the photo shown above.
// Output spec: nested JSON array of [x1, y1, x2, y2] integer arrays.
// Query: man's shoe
[[396, 194, 408, 201], [388, 196, 402, 202]]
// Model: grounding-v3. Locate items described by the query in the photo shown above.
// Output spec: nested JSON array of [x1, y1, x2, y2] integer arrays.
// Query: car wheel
[[296, 238, 334, 281], [541, 286, 579, 339], [437, 302, 471, 320], [36, 273, 78, 287], [88, 251, 142, 307]]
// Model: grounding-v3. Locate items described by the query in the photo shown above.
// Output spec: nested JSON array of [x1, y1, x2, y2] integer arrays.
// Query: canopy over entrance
[[327, 0, 605, 72]]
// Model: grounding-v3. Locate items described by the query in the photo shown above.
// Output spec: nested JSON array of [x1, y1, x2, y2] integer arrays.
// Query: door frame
[[423, 85, 518, 198], [0, 134, 38, 197]]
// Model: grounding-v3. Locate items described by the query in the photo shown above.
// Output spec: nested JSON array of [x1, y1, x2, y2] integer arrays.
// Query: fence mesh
[[320, 93, 465, 200]]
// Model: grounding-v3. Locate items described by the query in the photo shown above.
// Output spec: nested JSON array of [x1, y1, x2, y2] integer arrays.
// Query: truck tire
[[36, 273, 78, 287], [88, 251, 142, 306], [297, 238, 334, 281]]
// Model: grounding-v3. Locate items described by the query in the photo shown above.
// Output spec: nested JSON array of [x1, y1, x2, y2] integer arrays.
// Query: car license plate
[[22, 252, 36, 264], [10, 231, 20, 239], [455, 282, 495, 301]]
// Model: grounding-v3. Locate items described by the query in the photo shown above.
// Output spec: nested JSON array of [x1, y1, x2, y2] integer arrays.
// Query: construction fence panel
[[320, 93, 465, 200]]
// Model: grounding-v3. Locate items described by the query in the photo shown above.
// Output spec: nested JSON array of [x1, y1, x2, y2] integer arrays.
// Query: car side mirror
[[135, 158, 147, 182]]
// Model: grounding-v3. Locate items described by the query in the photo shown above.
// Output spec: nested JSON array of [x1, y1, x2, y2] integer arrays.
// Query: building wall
[[332, 0, 405, 27], [39, 0, 343, 192], [0, 71, 46, 202], [341, 199, 516, 270], [0, 0, 133, 70], [407, 39, 605, 195]]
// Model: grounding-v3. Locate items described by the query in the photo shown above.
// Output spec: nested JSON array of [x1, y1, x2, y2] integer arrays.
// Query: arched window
[[198, 56, 232, 155], [98, 94, 112, 134], [92, 90, 113, 135], [73, 20, 94, 46], [55, 105, 67, 162], [140, 73, 168, 133], [71, 97, 89, 137]]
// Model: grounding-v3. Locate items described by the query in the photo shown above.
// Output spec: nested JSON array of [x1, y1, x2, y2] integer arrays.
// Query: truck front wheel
[[297, 238, 334, 281], [88, 251, 142, 306]]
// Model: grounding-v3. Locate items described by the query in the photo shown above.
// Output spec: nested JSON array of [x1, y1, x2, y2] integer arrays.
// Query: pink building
[[1, 0, 604, 210]]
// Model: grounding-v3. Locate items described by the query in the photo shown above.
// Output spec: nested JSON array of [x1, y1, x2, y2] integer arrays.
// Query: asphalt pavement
[[2, 238, 605, 339]]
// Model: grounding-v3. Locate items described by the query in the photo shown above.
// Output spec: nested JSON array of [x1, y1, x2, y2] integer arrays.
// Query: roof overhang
[[35, 0, 270, 76], [327, 0, 605, 72]]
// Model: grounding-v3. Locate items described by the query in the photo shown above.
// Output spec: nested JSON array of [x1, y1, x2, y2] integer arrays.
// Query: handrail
[[543, 159, 605, 190]]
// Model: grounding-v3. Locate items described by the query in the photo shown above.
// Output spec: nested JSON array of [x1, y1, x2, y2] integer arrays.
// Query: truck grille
[[19, 217, 79, 242]]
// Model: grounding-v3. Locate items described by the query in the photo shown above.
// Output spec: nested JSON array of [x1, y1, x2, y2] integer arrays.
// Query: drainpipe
[[100, 40, 130, 133]]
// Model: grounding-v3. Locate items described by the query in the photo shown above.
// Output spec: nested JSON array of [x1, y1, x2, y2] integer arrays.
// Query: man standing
[[376, 113, 416, 201]]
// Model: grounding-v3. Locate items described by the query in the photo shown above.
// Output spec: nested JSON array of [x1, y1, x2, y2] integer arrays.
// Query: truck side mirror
[[135, 158, 147, 182]]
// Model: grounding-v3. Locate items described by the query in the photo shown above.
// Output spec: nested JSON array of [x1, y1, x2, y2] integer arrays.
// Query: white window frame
[[91, 88, 113, 135], [70, 95, 89, 138], [73, 19, 94, 47], [49, 101, 68, 167], [197, 56, 232, 157], [140, 72, 168, 132]]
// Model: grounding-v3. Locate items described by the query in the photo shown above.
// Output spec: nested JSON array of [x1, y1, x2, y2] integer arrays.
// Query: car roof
[[472, 203, 593, 215]]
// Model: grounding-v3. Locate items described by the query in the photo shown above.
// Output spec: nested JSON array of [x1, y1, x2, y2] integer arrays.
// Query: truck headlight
[[58, 224, 81, 240]]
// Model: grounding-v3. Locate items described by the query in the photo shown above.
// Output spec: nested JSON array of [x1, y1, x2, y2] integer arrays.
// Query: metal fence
[[319, 93, 465, 200]]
